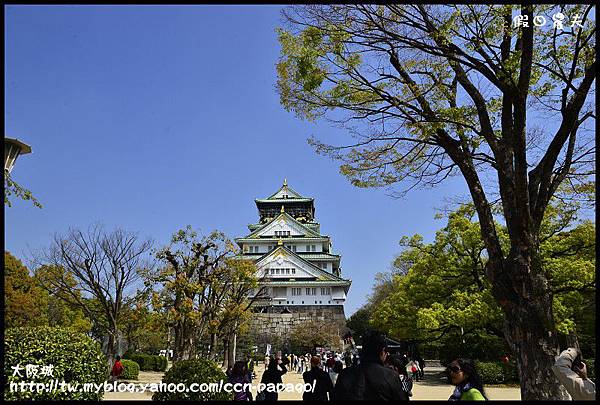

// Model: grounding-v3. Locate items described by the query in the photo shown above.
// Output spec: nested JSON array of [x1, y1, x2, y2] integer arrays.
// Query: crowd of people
[[222, 331, 595, 401]]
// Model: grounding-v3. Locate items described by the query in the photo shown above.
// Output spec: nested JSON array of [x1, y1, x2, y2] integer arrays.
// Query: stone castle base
[[240, 305, 348, 355]]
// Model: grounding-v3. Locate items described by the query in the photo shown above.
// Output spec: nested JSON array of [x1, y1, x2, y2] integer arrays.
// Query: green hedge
[[152, 358, 231, 401], [4, 326, 107, 400], [123, 353, 167, 372], [120, 360, 140, 380], [476, 361, 519, 384]]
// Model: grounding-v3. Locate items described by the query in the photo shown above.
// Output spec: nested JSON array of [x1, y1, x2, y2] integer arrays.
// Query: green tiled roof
[[235, 236, 329, 243], [244, 211, 321, 239], [256, 198, 313, 203], [296, 253, 341, 261], [263, 280, 351, 287]]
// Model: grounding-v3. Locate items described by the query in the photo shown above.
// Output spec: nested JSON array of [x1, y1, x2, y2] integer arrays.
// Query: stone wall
[[239, 305, 348, 355]]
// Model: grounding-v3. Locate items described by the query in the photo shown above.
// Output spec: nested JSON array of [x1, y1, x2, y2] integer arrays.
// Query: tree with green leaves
[[5, 251, 92, 332], [368, 202, 594, 365], [217, 258, 266, 368], [146, 227, 266, 363], [4, 170, 42, 208], [276, 4, 595, 399], [4, 251, 49, 327]]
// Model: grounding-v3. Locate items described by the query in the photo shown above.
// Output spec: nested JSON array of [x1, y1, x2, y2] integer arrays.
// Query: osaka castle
[[235, 180, 352, 321]]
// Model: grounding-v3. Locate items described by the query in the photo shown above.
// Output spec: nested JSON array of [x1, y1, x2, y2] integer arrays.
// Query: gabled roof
[[244, 211, 321, 239], [255, 246, 347, 282], [266, 180, 305, 200]]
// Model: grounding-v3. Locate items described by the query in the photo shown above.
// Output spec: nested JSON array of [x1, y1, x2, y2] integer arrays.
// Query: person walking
[[551, 347, 595, 400], [326, 355, 336, 374], [416, 356, 425, 380], [334, 330, 407, 401], [110, 355, 123, 382], [229, 360, 252, 401], [446, 358, 487, 400], [385, 354, 413, 399], [302, 355, 334, 401], [409, 359, 420, 382], [329, 360, 344, 387], [259, 355, 288, 401]]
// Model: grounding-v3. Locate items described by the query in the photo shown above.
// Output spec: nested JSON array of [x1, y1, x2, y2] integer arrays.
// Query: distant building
[[235, 180, 352, 351]]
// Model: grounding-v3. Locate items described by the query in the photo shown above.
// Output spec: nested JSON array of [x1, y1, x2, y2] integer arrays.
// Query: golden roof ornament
[[283, 178, 287, 187], [281, 205, 285, 213], [278, 238, 283, 246]]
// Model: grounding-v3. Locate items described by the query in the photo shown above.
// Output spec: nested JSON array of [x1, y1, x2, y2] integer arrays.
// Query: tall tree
[[217, 258, 266, 368], [276, 4, 595, 399], [4, 252, 48, 327], [147, 227, 268, 363], [34, 224, 153, 370], [369, 203, 595, 363], [148, 227, 236, 362]]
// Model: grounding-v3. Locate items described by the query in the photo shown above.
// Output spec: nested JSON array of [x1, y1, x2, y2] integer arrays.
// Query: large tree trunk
[[209, 333, 219, 359], [106, 332, 116, 373], [173, 320, 194, 362], [498, 247, 569, 400], [222, 338, 229, 369], [231, 333, 237, 365]]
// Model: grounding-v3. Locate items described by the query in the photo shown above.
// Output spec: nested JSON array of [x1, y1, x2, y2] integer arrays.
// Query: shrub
[[501, 360, 519, 383], [124, 353, 167, 372], [120, 360, 140, 380], [4, 326, 107, 400], [476, 361, 505, 384], [152, 358, 232, 401], [156, 356, 168, 372]]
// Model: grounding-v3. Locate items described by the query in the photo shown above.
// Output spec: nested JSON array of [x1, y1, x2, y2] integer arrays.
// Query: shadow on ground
[[414, 369, 452, 387]]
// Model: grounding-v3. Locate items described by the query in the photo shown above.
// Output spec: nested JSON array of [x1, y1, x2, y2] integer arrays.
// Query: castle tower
[[235, 180, 352, 351]]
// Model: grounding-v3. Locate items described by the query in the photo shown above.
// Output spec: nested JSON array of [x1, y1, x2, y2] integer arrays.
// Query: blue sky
[[5, 5, 475, 316]]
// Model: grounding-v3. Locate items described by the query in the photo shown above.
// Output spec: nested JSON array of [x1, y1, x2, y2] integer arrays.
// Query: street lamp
[[4, 137, 32, 174]]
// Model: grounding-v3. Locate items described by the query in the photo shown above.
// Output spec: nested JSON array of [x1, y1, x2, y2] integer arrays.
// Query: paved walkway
[[249, 364, 521, 401], [103, 363, 521, 401]]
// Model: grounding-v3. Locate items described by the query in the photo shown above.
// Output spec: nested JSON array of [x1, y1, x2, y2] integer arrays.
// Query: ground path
[[103, 362, 521, 401]]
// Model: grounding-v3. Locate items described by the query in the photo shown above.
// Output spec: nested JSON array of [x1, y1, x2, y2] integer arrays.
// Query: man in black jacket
[[303, 355, 334, 401], [334, 330, 408, 401]]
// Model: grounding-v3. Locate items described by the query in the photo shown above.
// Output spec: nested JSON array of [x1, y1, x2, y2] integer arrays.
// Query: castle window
[[292, 269, 296, 274], [270, 269, 275, 275], [311, 245, 316, 252], [305, 288, 310, 295], [286, 269, 290, 274], [311, 288, 316, 295]]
